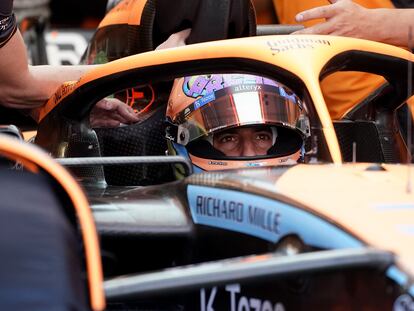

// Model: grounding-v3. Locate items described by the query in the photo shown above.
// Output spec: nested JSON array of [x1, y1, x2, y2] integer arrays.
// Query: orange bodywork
[[98, 0, 147, 28], [276, 163, 414, 275], [0, 135, 105, 311], [26, 30, 414, 289], [273, 0, 396, 119], [33, 34, 414, 165]]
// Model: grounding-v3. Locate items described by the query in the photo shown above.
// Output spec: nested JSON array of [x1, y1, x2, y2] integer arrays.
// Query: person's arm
[[0, 29, 96, 109], [0, 28, 140, 127], [0, 0, 89, 109], [294, 0, 414, 47], [0, 22, 190, 126], [29, 64, 96, 99]]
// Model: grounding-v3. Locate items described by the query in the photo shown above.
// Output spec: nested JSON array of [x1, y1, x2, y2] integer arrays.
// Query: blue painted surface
[[194, 93, 216, 110], [409, 284, 414, 297], [187, 185, 363, 248], [173, 142, 189, 157], [172, 143, 203, 173], [386, 266, 409, 286]]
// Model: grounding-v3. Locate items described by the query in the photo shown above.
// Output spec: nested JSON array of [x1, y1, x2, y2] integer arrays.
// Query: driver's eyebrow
[[217, 129, 238, 136], [253, 127, 272, 133]]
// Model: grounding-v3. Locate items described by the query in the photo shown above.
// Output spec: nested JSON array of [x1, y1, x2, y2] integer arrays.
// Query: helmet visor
[[176, 84, 306, 145]]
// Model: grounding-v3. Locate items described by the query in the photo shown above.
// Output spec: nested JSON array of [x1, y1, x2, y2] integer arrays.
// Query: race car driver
[[166, 73, 310, 176]]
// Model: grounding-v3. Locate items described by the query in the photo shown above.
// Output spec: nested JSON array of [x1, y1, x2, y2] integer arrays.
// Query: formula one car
[[11, 0, 414, 310]]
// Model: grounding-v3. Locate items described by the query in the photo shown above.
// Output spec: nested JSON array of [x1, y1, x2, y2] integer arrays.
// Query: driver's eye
[[255, 132, 271, 141], [219, 135, 238, 144]]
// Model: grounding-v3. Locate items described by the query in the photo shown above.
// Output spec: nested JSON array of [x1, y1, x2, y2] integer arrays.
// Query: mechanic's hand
[[90, 98, 139, 128], [155, 28, 191, 50], [293, 0, 379, 40]]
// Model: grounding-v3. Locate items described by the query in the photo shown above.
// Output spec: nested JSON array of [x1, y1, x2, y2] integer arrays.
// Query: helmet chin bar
[[189, 150, 301, 171]]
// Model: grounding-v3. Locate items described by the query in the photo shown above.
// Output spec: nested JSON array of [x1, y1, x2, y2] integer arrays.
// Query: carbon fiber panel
[[95, 105, 174, 186], [65, 124, 106, 185], [334, 121, 384, 163]]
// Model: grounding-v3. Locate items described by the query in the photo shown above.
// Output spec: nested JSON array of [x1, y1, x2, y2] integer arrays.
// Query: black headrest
[[96, 0, 256, 57], [154, 0, 257, 46]]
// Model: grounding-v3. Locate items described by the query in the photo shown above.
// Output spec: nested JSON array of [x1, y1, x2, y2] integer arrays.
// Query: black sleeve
[[0, 0, 16, 48]]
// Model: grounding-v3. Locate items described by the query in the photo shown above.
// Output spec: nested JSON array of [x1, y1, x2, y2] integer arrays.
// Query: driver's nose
[[240, 140, 257, 157]]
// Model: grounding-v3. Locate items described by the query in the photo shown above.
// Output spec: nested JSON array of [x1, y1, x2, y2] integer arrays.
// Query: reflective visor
[[176, 85, 305, 145]]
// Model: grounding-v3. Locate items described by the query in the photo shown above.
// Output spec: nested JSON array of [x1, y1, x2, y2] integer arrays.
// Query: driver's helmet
[[165, 73, 310, 175]]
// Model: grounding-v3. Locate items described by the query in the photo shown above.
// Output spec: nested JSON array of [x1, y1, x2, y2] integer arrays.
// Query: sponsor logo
[[208, 160, 227, 166], [184, 107, 191, 118], [188, 185, 362, 247], [394, 294, 414, 311], [233, 85, 262, 93], [246, 162, 265, 167], [193, 191, 281, 238], [267, 38, 331, 54], [200, 284, 285, 311], [52, 82, 77, 104], [183, 74, 277, 98], [194, 93, 216, 110]]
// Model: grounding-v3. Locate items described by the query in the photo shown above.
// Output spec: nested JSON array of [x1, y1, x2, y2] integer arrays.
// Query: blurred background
[[16, 0, 108, 65], [16, 0, 277, 66], [16, 0, 107, 28]]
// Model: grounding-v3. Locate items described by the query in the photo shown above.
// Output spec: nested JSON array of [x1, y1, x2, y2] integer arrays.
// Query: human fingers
[[96, 119, 121, 128], [90, 114, 121, 128], [295, 4, 336, 23], [91, 98, 138, 127], [292, 20, 335, 35], [95, 98, 115, 111], [328, 0, 347, 4], [113, 102, 140, 123], [97, 98, 139, 122], [155, 28, 191, 50]]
